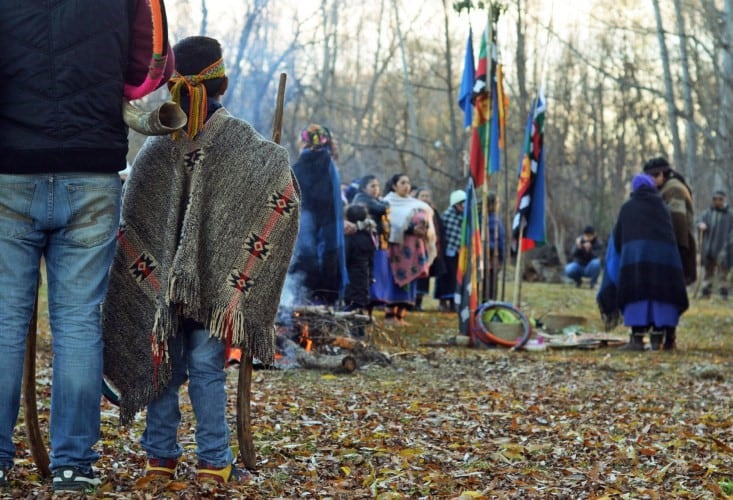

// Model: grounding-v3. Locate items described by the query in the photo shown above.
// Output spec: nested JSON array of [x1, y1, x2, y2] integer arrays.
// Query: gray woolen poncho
[[102, 109, 300, 423]]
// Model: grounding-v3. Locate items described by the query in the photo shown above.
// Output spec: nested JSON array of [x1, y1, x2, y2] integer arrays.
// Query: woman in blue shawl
[[597, 173, 688, 351], [287, 124, 347, 306]]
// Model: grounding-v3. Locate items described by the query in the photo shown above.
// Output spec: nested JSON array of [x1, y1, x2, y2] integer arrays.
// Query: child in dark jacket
[[343, 204, 377, 312]]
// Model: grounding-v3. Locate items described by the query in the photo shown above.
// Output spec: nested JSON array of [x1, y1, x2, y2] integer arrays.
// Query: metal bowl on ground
[[541, 314, 588, 333]]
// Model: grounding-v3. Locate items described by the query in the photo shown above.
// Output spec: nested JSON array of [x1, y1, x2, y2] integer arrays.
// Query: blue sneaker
[[0, 466, 9, 487], [52, 466, 101, 492]]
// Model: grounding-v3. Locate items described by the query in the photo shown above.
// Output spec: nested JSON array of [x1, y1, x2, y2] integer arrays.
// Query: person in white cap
[[436, 190, 466, 312]]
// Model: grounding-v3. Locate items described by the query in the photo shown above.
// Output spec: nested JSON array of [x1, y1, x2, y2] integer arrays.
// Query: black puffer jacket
[[0, 0, 138, 174]]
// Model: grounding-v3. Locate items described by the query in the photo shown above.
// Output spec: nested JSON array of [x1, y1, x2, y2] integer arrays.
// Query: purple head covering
[[632, 173, 655, 192]]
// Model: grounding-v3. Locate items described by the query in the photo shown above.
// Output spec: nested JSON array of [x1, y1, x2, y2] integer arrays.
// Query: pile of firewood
[[276, 305, 390, 373]]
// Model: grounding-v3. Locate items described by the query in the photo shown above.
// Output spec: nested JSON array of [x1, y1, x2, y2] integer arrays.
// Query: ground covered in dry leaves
[[5, 282, 733, 499]]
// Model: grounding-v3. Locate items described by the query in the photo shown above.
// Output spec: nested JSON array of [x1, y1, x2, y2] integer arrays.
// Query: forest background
[[130, 0, 733, 261]]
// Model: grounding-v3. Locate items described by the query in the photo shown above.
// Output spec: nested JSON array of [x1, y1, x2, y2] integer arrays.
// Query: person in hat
[[697, 189, 733, 299], [642, 156, 695, 350], [564, 225, 603, 288], [643, 157, 696, 282], [101, 35, 300, 485], [287, 124, 348, 307], [597, 174, 688, 351], [436, 190, 467, 312]]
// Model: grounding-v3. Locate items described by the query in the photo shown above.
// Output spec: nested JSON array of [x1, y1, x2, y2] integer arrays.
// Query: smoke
[[280, 270, 307, 308]]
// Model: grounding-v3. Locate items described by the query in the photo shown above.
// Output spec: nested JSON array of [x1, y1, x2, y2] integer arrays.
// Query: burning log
[[296, 350, 357, 374], [279, 336, 357, 373]]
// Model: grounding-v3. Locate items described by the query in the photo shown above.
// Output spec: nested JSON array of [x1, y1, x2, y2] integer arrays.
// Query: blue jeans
[[140, 321, 233, 468], [0, 173, 121, 472], [565, 259, 601, 286]]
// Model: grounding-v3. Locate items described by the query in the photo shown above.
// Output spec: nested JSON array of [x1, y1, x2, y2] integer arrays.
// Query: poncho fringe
[[103, 109, 299, 424]]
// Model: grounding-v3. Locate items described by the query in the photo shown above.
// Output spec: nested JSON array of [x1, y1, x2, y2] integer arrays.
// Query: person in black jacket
[[564, 225, 603, 288], [0, 1, 172, 492], [343, 204, 377, 316]]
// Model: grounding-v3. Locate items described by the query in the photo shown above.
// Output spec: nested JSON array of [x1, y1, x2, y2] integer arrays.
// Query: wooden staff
[[693, 225, 704, 299], [237, 72, 287, 470], [23, 278, 50, 477]]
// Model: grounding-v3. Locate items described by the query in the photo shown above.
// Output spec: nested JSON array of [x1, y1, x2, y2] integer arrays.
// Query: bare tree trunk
[[390, 0, 425, 185], [199, 0, 208, 36], [514, 0, 529, 116], [651, 0, 683, 167], [718, 0, 733, 188], [441, 0, 460, 179], [672, 0, 696, 180], [221, 0, 268, 110]]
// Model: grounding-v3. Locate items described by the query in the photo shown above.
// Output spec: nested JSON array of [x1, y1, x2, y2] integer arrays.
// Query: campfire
[[272, 305, 389, 372]]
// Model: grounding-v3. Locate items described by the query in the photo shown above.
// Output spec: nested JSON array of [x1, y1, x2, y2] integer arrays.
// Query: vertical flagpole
[[479, 5, 492, 303], [481, 3, 501, 303], [513, 220, 525, 306], [501, 137, 509, 301]]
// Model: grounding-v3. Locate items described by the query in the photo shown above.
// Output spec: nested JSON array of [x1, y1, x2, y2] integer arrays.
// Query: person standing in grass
[[436, 190, 466, 312], [102, 35, 299, 485], [597, 174, 688, 351], [697, 190, 733, 299], [381, 173, 437, 325], [0, 0, 173, 492]]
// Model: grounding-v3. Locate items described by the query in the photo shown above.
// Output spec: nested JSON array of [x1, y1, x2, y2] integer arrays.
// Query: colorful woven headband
[[169, 58, 226, 139], [300, 124, 332, 150]]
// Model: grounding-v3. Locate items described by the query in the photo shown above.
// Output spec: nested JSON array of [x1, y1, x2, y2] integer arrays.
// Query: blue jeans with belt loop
[[0, 173, 121, 473]]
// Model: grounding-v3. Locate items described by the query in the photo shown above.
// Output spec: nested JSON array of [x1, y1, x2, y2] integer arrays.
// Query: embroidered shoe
[[144, 457, 178, 479], [52, 466, 101, 492], [0, 466, 9, 487], [196, 462, 252, 485]]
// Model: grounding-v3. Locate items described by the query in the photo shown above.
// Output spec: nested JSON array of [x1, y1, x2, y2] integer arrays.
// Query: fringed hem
[[118, 361, 172, 426], [208, 306, 275, 364], [168, 273, 201, 312]]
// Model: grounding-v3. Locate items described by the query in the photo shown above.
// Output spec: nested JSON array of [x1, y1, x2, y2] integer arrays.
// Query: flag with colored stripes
[[468, 25, 489, 188], [512, 91, 546, 252], [456, 178, 482, 337]]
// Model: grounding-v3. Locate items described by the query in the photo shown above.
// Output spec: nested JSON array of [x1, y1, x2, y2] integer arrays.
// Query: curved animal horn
[[122, 100, 187, 136]]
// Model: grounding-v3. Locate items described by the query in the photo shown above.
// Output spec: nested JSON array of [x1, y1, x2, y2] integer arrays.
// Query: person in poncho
[[287, 124, 347, 306], [597, 174, 688, 351], [101, 36, 300, 484], [381, 173, 437, 325]]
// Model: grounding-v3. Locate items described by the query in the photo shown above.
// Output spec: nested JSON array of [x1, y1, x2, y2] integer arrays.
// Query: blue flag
[[488, 77, 501, 174], [458, 29, 475, 129]]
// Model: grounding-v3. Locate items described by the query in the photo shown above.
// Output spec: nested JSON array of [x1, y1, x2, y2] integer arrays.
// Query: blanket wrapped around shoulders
[[596, 186, 688, 330], [383, 192, 437, 287], [102, 109, 300, 423]]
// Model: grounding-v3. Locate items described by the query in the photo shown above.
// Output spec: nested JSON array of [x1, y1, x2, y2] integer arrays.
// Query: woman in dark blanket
[[352, 175, 391, 313], [597, 173, 689, 351], [287, 124, 347, 306]]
